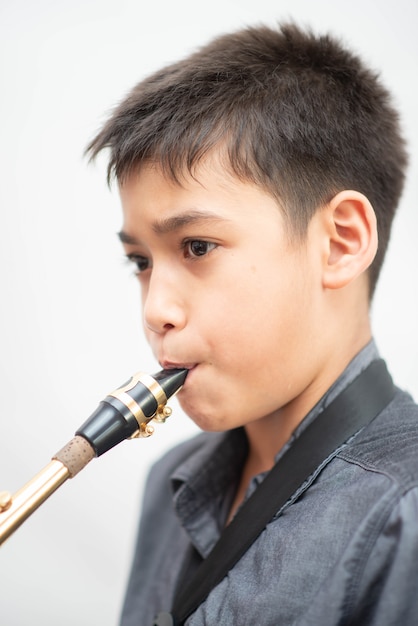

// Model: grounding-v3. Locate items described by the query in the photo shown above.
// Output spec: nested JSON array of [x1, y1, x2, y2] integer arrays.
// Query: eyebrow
[[118, 230, 140, 245], [118, 209, 229, 244]]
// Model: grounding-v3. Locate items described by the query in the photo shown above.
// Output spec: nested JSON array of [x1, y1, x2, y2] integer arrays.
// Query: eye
[[184, 240, 217, 258], [127, 254, 152, 273]]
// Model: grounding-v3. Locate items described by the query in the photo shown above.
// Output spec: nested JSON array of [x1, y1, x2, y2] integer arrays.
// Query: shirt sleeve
[[296, 484, 418, 626], [347, 485, 418, 625]]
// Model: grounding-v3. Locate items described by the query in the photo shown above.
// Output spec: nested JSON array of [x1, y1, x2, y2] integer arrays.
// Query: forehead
[[119, 155, 242, 201], [118, 158, 284, 227]]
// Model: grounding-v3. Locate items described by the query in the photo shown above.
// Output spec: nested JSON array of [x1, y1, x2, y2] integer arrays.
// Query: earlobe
[[322, 190, 378, 290]]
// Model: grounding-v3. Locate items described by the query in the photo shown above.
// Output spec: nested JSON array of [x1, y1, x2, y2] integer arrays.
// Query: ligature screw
[[139, 422, 155, 437], [155, 405, 172, 423]]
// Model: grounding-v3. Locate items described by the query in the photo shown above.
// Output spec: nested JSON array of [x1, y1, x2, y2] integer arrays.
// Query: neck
[[244, 328, 373, 477]]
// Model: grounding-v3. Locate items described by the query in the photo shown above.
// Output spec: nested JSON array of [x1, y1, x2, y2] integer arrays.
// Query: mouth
[[160, 361, 197, 371], [159, 362, 197, 392]]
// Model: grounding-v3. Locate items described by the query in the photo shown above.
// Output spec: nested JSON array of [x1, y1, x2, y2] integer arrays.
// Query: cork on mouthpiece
[[53, 435, 96, 477]]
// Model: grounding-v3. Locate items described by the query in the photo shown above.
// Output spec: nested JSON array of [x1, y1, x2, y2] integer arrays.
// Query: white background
[[0, 0, 417, 624]]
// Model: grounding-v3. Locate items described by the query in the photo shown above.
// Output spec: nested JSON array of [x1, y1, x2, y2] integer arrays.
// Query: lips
[[160, 361, 197, 371]]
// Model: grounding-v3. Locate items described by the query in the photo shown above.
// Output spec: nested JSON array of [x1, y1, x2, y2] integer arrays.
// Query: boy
[[86, 23, 418, 625]]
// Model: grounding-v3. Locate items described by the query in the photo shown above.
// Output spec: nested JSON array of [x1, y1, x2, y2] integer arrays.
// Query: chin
[[177, 394, 230, 432]]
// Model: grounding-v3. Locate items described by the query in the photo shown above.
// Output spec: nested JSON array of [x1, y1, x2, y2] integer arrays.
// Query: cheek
[[199, 291, 276, 371], [213, 268, 313, 363]]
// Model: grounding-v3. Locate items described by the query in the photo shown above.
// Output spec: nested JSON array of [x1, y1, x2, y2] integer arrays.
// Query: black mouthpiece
[[75, 368, 188, 456], [153, 368, 188, 398]]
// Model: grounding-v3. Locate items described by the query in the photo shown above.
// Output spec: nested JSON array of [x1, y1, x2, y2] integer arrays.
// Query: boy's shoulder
[[341, 386, 418, 485]]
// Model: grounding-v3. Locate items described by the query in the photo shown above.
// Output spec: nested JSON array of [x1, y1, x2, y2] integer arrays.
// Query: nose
[[142, 267, 186, 335]]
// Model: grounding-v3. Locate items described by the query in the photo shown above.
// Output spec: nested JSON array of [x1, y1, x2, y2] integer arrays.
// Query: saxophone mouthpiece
[[75, 368, 188, 456], [154, 368, 189, 398]]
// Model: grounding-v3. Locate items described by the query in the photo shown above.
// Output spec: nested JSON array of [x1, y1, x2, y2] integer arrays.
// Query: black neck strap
[[154, 359, 395, 626]]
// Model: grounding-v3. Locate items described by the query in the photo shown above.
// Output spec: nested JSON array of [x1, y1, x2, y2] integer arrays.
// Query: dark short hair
[[86, 23, 408, 296]]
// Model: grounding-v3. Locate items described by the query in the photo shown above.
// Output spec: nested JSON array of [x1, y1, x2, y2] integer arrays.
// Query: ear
[[321, 190, 378, 290]]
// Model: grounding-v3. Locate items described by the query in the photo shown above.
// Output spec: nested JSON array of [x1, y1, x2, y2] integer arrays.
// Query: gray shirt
[[120, 342, 418, 625]]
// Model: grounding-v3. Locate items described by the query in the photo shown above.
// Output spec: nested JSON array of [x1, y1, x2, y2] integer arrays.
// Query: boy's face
[[119, 158, 328, 433]]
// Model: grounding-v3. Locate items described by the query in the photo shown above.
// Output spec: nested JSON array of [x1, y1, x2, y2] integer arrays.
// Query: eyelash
[[126, 254, 150, 274], [127, 239, 217, 274]]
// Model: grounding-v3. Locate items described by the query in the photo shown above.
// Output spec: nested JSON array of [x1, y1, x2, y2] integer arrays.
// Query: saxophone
[[0, 368, 187, 545]]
